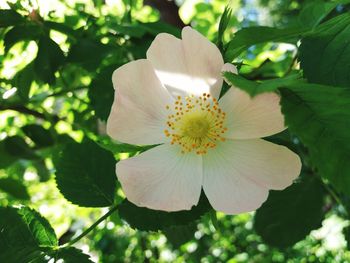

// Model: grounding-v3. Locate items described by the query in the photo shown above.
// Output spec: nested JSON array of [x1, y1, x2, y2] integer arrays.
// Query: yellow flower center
[[164, 93, 228, 155]]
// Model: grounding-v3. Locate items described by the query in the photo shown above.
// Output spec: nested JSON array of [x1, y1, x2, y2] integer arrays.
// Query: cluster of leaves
[[1, 0, 350, 262]]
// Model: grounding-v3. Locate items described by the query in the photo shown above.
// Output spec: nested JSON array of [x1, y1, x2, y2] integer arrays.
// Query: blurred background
[[1, 0, 350, 262]]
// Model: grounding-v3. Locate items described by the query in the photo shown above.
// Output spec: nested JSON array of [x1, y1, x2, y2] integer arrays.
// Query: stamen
[[164, 93, 228, 155]]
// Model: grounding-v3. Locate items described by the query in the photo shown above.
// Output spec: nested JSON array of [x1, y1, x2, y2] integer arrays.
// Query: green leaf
[[22, 124, 54, 147], [88, 65, 116, 121], [34, 35, 65, 84], [53, 138, 116, 207], [254, 175, 325, 248], [280, 84, 350, 195], [225, 26, 306, 61], [299, 13, 350, 87], [118, 193, 211, 231], [0, 9, 24, 28], [222, 71, 303, 96], [4, 24, 42, 53], [0, 206, 92, 262], [217, 5, 232, 50], [0, 177, 30, 200]]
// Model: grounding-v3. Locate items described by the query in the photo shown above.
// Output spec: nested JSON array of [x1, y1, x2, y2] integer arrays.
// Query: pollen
[[164, 93, 228, 155]]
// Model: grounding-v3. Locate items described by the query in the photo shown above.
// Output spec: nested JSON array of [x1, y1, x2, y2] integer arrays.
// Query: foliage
[[1, 0, 350, 262]]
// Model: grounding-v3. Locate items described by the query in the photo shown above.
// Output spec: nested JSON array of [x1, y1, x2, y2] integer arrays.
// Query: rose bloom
[[107, 27, 301, 214]]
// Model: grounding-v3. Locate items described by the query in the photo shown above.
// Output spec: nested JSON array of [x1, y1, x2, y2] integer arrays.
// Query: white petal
[[203, 146, 268, 214], [202, 139, 301, 214], [222, 62, 238, 74], [219, 86, 286, 139], [181, 27, 224, 98], [146, 27, 224, 98], [116, 144, 203, 212], [106, 59, 173, 145]]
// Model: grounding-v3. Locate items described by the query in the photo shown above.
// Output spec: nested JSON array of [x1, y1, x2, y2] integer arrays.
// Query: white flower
[[107, 27, 301, 214]]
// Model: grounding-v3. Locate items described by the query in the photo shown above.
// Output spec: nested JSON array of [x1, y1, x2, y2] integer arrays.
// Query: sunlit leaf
[[225, 26, 306, 61], [222, 71, 303, 96], [299, 13, 350, 87], [0, 206, 92, 262]]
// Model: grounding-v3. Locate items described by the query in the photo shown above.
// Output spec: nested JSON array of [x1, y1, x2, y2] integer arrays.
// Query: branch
[[0, 105, 61, 122], [144, 0, 186, 28]]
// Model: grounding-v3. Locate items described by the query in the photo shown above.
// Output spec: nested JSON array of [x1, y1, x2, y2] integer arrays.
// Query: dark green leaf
[[298, 0, 345, 28], [68, 38, 112, 70], [96, 135, 156, 156], [0, 10, 24, 28], [88, 65, 116, 121], [280, 84, 350, 195], [139, 21, 181, 38], [254, 175, 325, 248], [34, 35, 65, 84], [4, 24, 42, 53], [0, 206, 57, 250], [44, 21, 78, 38], [111, 23, 147, 38], [299, 13, 350, 87], [225, 26, 306, 61], [4, 136, 38, 160], [13, 62, 34, 101], [118, 193, 211, 231], [53, 138, 116, 207], [163, 223, 197, 248], [222, 71, 303, 96], [0, 140, 17, 169], [22, 124, 54, 147], [34, 160, 51, 182], [0, 177, 30, 200], [45, 247, 93, 263]]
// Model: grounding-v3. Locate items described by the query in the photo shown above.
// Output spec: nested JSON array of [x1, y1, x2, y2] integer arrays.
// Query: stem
[[63, 204, 118, 247], [323, 182, 348, 216], [47, 86, 87, 98]]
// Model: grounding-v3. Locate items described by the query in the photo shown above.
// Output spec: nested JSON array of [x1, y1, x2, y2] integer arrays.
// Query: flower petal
[[106, 59, 173, 145], [116, 144, 203, 212], [202, 139, 301, 214], [146, 27, 224, 98], [219, 86, 286, 139], [222, 62, 238, 75]]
